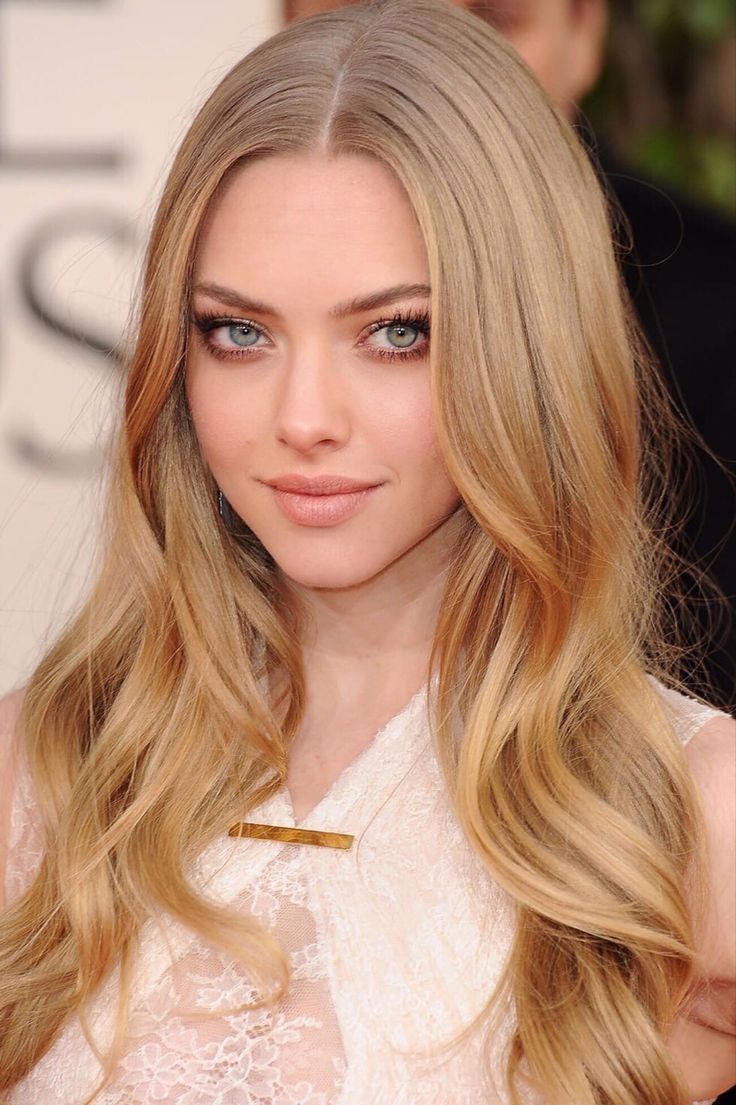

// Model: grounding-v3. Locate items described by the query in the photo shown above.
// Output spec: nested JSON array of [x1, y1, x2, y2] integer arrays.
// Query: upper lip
[[264, 474, 381, 495]]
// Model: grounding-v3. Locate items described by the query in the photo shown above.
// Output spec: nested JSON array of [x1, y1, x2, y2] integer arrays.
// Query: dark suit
[[595, 141, 736, 713]]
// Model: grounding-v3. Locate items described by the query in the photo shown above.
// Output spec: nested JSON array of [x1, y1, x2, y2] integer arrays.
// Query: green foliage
[[639, 0, 734, 42], [583, 0, 736, 217], [627, 128, 736, 213]]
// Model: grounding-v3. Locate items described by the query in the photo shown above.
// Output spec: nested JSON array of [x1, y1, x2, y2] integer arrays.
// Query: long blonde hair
[[0, 1, 713, 1101]]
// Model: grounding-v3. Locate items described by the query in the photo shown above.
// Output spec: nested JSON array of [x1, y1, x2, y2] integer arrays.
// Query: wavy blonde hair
[[0, 1, 715, 1101]]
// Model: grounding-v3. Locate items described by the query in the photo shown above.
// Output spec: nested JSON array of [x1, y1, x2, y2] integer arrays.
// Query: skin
[[186, 151, 464, 809], [286, 0, 609, 115], [670, 714, 736, 1099], [0, 10, 734, 1095], [185, 14, 736, 1094], [280, 4, 736, 1097]]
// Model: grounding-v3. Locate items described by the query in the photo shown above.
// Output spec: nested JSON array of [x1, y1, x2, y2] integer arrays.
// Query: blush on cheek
[[186, 383, 245, 457], [416, 403, 442, 454], [189, 408, 224, 448]]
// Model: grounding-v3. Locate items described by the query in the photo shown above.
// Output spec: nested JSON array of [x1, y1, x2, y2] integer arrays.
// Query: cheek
[[370, 379, 434, 456], [377, 385, 454, 493], [185, 360, 453, 493], [185, 363, 260, 464]]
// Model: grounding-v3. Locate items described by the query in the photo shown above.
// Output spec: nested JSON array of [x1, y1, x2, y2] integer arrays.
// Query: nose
[[273, 343, 350, 453]]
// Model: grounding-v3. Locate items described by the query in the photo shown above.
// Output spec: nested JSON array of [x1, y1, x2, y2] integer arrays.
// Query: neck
[[278, 505, 465, 698]]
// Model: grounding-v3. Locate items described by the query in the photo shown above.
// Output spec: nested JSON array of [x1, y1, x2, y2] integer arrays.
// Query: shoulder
[[649, 678, 735, 959], [647, 675, 732, 745], [647, 678, 735, 979], [684, 709, 736, 982], [0, 685, 28, 911], [0, 684, 26, 792], [656, 683, 736, 1098]]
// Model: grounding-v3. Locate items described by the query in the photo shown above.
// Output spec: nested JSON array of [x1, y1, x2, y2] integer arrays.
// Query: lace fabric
[[4, 676, 729, 1105]]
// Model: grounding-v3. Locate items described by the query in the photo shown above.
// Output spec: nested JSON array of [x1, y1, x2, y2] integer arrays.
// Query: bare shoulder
[[0, 684, 26, 765], [0, 685, 28, 910], [0, 684, 26, 780], [666, 711, 736, 1099], [684, 708, 736, 783], [684, 712, 736, 978], [0, 683, 26, 729]]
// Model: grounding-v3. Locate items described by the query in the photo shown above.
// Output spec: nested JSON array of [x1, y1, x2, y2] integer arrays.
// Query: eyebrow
[[191, 280, 431, 320]]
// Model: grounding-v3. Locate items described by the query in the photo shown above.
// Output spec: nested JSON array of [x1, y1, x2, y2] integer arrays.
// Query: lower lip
[[269, 485, 381, 526]]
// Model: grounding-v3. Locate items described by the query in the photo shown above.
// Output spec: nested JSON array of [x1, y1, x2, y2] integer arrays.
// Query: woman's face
[[186, 152, 461, 591]]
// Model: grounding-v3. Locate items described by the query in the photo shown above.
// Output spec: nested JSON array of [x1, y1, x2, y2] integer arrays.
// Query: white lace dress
[[4, 676, 730, 1105]]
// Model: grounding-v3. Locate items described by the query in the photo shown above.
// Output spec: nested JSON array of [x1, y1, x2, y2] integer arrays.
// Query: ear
[[567, 0, 609, 102], [565, 0, 605, 100]]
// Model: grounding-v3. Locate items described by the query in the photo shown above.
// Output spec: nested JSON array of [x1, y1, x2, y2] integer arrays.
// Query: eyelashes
[[190, 306, 431, 364]]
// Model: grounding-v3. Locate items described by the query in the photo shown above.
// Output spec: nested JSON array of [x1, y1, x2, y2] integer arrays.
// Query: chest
[[9, 760, 520, 1105], [283, 712, 402, 823]]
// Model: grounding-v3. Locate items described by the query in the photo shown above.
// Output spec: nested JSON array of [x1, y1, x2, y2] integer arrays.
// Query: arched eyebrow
[[191, 281, 431, 320]]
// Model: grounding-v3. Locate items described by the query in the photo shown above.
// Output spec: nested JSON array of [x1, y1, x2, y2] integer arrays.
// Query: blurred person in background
[[288, 0, 736, 713]]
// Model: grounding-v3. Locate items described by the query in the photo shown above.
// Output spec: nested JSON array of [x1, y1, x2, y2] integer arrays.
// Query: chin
[[269, 548, 399, 591]]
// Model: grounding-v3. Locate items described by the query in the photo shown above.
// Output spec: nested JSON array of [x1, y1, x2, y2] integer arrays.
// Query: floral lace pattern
[[4, 677, 729, 1105], [105, 864, 348, 1105]]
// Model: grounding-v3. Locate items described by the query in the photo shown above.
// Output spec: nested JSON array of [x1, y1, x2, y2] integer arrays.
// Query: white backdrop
[[0, 0, 280, 695]]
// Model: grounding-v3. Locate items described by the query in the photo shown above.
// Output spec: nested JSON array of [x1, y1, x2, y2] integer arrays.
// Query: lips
[[269, 483, 381, 526], [265, 475, 380, 495]]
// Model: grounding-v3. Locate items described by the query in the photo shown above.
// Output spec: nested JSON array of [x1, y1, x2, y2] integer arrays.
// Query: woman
[[0, 0, 733, 1102]]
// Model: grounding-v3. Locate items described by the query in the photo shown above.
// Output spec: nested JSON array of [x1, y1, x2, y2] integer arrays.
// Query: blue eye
[[225, 322, 259, 348], [365, 313, 431, 360], [192, 317, 263, 353], [190, 307, 431, 364]]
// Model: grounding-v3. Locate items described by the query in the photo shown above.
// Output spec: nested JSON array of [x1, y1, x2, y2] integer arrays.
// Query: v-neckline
[[275, 675, 435, 830]]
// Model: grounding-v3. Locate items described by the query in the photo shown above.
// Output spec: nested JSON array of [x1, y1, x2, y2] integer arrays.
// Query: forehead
[[194, 153, 429, 302], [199, 152, 421, 241]]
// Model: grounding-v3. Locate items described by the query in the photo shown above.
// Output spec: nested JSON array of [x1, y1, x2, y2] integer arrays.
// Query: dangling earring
[[216, 487, 272, 564], [217, 488, 235, 528]]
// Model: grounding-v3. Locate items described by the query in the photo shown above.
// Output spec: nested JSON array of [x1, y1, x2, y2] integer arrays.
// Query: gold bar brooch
[[228, 822, 355, 850]]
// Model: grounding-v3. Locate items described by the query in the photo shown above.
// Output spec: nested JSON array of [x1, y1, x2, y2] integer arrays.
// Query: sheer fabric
[[4, 676, 728, 1105]]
